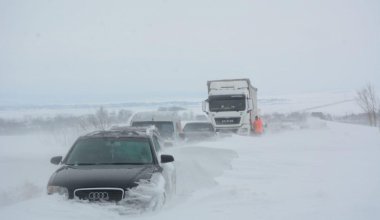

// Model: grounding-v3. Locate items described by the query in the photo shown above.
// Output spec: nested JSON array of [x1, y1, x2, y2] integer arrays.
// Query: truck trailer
[[202, 78, 258, 135]]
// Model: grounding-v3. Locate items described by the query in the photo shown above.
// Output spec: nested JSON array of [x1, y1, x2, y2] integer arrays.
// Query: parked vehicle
[[202, 78, 258, 135], [180, 121, 216, 141], [130, 111, 182, 142], [47, 126, 176, 206]]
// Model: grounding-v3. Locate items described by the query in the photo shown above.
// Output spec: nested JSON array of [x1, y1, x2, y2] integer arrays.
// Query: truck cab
[[202, 79, 257, 135]]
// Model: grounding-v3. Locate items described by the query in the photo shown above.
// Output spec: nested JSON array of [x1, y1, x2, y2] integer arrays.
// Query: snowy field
[[260, 90, 361, 115], [0, 90, 363, 119], [0, 116, 379, 220]]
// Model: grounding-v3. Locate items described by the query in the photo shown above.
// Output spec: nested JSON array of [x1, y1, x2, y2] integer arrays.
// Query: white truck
[[202, 78, 258, 135]]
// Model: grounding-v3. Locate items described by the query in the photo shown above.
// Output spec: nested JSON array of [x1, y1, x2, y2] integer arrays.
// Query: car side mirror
[[202, 100, 209, 112], [161, 154, 174, 163], [50, 156, 62, 165], [247, 101, 253, 111]]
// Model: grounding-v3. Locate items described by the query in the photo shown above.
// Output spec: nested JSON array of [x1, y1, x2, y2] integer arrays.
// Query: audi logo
[[88, 192, 109, 200]]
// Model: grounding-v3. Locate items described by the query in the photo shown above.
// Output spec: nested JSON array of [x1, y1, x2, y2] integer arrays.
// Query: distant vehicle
[[47, 126, 176, 206], [202, 78, 258, 135], [130, 111, 182, 142], [194, 114, 209, 121], [180, 121, 216, 141]]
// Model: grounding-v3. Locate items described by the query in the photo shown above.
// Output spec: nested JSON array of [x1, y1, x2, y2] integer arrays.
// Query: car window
[[183, 123, 214, 132], [132, 121, 174, 138], [66, 138, 153, 165]]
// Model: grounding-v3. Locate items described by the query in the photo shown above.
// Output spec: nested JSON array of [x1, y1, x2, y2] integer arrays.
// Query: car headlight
[[47, 186, 68, 198]]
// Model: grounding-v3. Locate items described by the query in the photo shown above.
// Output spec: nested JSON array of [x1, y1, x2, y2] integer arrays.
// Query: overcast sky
[[1, 0, 379, 104]]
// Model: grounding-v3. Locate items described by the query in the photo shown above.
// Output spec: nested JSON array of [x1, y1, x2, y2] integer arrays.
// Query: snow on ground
[[0, 118, 380, 220], [159, 120, 380, 220], [260, 90, 362, 115], [0, 102, 201, 119], [0, 90, 363, 119]]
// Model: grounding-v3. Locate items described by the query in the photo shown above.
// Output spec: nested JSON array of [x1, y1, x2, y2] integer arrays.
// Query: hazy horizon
[[1, 0, 379, 105]]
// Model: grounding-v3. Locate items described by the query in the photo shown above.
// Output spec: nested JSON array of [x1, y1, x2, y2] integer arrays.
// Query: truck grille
[[215, 117, 241, 125], [74, 188, 124, 202]]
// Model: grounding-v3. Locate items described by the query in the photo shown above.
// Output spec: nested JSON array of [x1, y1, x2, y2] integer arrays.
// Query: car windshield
[[209, 95, 246, 112], [65, 138, 153, 165], [183, 123, 214, 132], [132, 121, 174, 139]]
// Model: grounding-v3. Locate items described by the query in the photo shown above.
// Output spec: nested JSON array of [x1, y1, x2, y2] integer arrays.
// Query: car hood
[[48, 164, 158, 190]]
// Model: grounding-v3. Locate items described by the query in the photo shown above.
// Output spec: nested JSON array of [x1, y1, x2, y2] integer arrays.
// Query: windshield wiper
[[66, 162, 150, 166], [97, 162, 149, 165], [66, 163, 97, 166]]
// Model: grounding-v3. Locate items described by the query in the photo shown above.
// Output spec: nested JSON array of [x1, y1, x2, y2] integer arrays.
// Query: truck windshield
[[209, 95, 246, 112], [132, 121, 174, 139]]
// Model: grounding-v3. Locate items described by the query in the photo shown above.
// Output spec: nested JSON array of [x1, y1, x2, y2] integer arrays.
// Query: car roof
[[183, 121, 213, 124], [181, 121, 214, 127], [131, 111, 181, 122], [79, 126, 160, 140]]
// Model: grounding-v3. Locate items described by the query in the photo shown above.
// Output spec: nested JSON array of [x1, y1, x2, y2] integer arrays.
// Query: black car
[[47, 126, 175, 204], [180, 121, 217, 141]]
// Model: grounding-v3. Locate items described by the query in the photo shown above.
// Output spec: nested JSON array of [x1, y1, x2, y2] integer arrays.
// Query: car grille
[[214, 117, 241, 125], [74, 188, 124, 202]]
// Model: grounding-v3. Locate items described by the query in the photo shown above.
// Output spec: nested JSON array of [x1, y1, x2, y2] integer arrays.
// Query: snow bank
[[1, 118, 380, 220], [167, 145, 238, 198], [149, 120, 380, 220], [117, 173, 166, 214]]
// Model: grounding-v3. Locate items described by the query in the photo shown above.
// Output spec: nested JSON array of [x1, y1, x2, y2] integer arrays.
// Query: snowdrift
[[0, 118, 380, 220]]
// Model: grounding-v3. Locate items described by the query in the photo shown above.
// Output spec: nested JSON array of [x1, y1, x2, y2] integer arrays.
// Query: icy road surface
[[0, 119, 380, 220]]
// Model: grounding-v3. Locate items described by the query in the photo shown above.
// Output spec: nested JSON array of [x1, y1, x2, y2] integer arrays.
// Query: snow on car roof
[[180, 120, 214, 129], [131, 111, 181, 122]]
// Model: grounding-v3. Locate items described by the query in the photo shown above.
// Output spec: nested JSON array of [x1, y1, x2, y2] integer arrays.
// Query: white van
[[130, 111, 182, 142]]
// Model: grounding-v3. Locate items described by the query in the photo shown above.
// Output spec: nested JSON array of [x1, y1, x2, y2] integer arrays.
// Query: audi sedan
[[47, 127, 175, 204]]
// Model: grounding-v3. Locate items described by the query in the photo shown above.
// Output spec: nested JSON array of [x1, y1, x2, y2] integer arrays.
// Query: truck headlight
[[47, 186, 68, 197]]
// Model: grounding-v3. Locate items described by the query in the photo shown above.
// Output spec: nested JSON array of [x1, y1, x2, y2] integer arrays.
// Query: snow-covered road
[[1, 119, 380, 220]]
